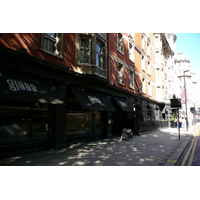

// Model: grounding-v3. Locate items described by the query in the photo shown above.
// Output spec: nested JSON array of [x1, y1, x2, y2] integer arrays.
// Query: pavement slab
[[0, 124, 199, 166]]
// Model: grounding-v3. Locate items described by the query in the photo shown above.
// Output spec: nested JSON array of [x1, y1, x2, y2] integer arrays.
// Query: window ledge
[[129, 58, 135, 63], [117, 49, 124, 55], [118, 82, 125, 86], [41, 49, 63, 59], [76, 64, 107, 79]]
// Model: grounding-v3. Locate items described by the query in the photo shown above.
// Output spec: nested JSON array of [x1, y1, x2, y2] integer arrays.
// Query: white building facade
[[174, 52, 198, 126], [154, 33, 176, 124]]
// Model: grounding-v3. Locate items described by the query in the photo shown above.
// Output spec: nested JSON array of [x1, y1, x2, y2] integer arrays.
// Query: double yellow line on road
[[181, 128, 200, 166]]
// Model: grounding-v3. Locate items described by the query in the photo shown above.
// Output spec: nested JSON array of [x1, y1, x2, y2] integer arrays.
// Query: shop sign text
[[88, 96, 105, 106], [119, 101, 128, 107], [6, 79, 38, 92]]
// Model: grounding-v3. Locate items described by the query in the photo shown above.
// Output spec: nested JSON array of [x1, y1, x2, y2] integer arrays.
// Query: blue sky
[[175, 33, 200, 82]]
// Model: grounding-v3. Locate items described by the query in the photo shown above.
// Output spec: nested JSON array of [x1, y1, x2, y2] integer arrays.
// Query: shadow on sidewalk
[[0, 126, 196, 166]]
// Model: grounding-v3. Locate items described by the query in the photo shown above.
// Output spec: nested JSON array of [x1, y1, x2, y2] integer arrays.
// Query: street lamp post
[[178, 70, 191, 132]]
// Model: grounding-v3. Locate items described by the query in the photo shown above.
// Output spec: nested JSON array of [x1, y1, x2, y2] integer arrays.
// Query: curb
[[164, 136, 192, 166], [164, 125, 198, 166]]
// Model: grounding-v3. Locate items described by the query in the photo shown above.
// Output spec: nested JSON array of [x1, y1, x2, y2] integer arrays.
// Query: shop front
[[111, 96, 134, 135], [0, 69, 64, 158], [65, 87, 115, 144]]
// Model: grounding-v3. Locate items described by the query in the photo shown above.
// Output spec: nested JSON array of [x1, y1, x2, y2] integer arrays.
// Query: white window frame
[[147, 61, 151, 76], [95, 42, 103, 68], [141, 55, 145, 71], [142, 77, 146, 94], [129, 69, 135, 89], [41, 33, 63, 57], [154, 35, 160, 47], [148, 81, 152, 96], [147, 38, 150, 57], [118, 61, 124, 85], [117, 33, 124, 54], [155, 50, 160, 63], [129, 41, 135, 62], [142, 35, 145, 52]]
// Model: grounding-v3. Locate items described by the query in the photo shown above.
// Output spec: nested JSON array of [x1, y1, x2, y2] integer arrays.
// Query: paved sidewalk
[[0, 125, 199, 166]]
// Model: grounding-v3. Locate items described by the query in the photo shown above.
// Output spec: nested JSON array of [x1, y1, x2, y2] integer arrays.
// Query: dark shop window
[[0, 101, 49, 145]]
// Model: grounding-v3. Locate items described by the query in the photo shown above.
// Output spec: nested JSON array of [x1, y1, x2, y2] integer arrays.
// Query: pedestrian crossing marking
[[167, 159, 177, 163]]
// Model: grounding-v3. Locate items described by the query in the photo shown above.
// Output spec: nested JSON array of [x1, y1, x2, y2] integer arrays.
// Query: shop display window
[[0, 101, 49, 145], [66, 110, 101, 136]]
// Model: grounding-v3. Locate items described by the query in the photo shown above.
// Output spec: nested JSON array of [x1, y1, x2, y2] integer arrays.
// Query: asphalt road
[[175, 126, 200, 166]]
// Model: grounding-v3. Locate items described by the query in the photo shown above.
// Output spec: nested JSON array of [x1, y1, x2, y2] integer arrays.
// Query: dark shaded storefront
[[0, 45, 170, 158], [65, 87, 115, 144], [112, 96, 135, 135], [0, 69, 64, 158]]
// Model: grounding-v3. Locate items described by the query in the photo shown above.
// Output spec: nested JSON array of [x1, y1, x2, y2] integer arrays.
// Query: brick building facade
[[0, 33, 170, 157]]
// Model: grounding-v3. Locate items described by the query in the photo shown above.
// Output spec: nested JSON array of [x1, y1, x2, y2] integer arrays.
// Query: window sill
[[76, 64, 107, 79], [129, 58, 135, 63], [118, 82, 125, 86], [130, 86, 135, 90], [41, 49, 63, 59], [117, 49, 124, 55]]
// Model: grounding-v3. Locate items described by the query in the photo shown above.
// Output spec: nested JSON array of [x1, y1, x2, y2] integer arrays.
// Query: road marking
[[167, 159, 177, 163], [181, 128, 200, 166], [188, 130, 200, 166], [177, 149, 183, 151]]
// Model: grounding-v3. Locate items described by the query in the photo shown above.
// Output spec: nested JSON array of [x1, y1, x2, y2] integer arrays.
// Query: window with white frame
[[147, 38, 150, 56], [128, 33, 135, 40], [129, 42, 134, 62], [142, 77, 146, 94], [142, 35, 145, 51], [154, 35, 160, 47], [148, 81, 152, 96], [129, 69, 135, 88], [147, 61, 151, 75], [96, 42, 103, 68], [141, 55, 145, 71], [41, 33, 63, 56], [118, 62, 124, 84], [117, 33, 124, 53], [155, 50, 160, 63]]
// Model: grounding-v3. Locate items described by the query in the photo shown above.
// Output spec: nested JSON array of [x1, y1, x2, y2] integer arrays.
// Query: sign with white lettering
[[6, 79, 38, 92], [119, 101, 128, 107], [88, 96, 105, 106]]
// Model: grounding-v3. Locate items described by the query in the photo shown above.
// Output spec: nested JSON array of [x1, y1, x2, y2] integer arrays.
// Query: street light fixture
[[178, 70, 191, 131]]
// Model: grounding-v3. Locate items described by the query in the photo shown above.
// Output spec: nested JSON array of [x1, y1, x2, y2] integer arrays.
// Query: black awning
[[71, 87, 115, 111], [0, 70, 64, 104], [113, 96, 133, 112]]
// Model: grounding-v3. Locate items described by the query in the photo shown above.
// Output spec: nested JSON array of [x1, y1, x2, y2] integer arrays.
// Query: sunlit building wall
[[173, 52, 198, 125]]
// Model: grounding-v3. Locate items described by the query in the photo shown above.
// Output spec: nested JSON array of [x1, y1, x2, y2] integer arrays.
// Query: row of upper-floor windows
[[41, 33, 138, 86], [41, 33, 106, 69], [41, 33, 155, 66], [41, 33, 136, 64], [117, 60, 152, 96], [40, 33, 153, 95]]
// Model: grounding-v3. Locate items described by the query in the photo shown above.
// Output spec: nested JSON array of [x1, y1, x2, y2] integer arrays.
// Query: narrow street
[[175, 125, 200, 166]]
